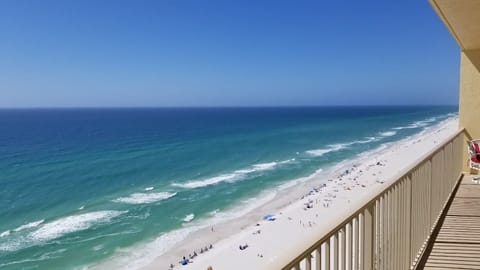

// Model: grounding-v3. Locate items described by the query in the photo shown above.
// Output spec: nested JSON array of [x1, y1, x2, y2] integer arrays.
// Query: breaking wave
[[172, 159, 295, 189], [0, 211, 126, 252], [29, 211, 125, 242], [182, 214, 195, 223], [112, 192, 176, 204], [306, 143, 348, 156], [13, 220, 45, 232], [378, 131, 397, 137]]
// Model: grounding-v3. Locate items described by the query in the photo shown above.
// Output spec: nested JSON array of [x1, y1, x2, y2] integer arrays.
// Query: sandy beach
[[130, 117, 459, 270]]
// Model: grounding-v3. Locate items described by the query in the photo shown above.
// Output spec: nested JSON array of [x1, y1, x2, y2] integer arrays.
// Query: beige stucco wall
[[459, 50, 480, 171]]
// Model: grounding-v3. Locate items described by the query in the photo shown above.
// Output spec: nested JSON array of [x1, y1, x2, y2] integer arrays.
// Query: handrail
[[275, 128, 465, 270]]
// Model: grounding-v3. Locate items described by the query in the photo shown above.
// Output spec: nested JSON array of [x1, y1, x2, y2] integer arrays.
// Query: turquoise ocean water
[[0, 106, 457, 269]]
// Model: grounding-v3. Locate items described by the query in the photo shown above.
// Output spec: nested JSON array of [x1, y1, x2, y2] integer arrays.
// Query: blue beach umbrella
[[263, 214, 276, 221]]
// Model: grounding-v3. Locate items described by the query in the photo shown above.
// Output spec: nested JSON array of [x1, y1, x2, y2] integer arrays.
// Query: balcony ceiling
[[430, 0, 480, 50]]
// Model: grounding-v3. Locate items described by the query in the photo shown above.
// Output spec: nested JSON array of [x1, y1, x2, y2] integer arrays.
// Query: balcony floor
[[422, 175, 480, 270]]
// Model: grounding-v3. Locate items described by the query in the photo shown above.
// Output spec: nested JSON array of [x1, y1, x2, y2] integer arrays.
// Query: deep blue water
[[0, 106, 457, 269]]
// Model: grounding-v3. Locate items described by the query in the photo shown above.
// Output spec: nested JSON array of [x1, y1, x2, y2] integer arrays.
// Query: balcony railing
[[275, 128, 465, 270]]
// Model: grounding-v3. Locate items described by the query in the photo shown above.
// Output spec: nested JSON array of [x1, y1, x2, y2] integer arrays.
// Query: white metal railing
[[277, 129, 465, 270]]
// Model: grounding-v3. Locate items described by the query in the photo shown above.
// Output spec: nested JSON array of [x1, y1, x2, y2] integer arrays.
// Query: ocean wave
[[144, 187, 154, 191], [172, 174, 240, 189], [306, 136, 384, 157], [306, 143, 347, 156], [0, 230, 10, 238], [392, 116, 440, 130], [13, 220, 45, 232], [358, 136, 379, 143], [29, 211, 125, 241], [378, 131, 397, 137], [112, 192, 176, 204], [182, 213, 195, 223], [393, 122, 428, 130], [172, 159, 294, 189]]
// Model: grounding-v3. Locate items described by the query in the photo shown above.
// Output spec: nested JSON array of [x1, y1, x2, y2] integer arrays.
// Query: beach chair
[[467, 140, 480, 183]]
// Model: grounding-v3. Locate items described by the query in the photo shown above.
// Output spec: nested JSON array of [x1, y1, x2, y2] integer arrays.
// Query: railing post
[[347, 222, 352, 270], [325, 240, 331, 270], [315, 247, 321, 270], [341, 227, 346, 270], [306, 254, 312, 270], [333, 234, 339, 270], [363, 204, 374, 270], [406, 175, 412, 269]]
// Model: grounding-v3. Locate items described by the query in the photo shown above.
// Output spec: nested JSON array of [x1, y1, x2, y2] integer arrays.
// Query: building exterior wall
[[459, 50, 480, 170]]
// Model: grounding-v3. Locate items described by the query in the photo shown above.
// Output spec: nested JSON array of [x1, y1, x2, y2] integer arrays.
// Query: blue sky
[[0, 0, 460, 107]]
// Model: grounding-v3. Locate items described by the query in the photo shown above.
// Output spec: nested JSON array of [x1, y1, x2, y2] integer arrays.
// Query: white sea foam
[[144, 187, 154, 191], [393, 116, 440, 130], [379, 131, 397, 137], [182, 213, 195, 223], [307, 136, 384, 157], [172, 160, 293, 189], [29, 210, 125, 241], [173, 174, 240, 189], [306, 143, 348, 156], [356, 137, 378, 144], [112, 192, 176, 204], [13, 220, 45, 232], [0, 230, 10, 238]]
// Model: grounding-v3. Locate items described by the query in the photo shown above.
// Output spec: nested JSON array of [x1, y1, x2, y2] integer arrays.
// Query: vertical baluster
[[382, 193, 388, 270], [333, 234, 338, 270], [353, 217, 359, 270], [346, 222, 352, 270], [325, 241, 331, 270], [388, 189, 393, 270], [306, 252, 312, 270], [315, 247, 322, 270], [341, 226, 346, 270], [400, 180, 405, 270], [363, 204, 374, 270], [375, 199, 380, 270], [358, 213, 364, 270], [392, 184, 400, 270], [406, 176, 412, 269]]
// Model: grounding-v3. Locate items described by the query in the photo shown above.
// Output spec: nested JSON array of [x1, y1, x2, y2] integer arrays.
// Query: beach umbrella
[[263, 214, 276, 221]]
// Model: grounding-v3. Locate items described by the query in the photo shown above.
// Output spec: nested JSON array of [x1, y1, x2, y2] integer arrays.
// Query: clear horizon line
[[0, 104, 459, 110]]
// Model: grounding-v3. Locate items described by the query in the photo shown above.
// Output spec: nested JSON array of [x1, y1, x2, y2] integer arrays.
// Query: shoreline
[[91, 117, 459, 270]]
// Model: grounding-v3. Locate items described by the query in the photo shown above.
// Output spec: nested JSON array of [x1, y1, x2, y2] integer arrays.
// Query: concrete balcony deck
[[420, 175, 480, 270]]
